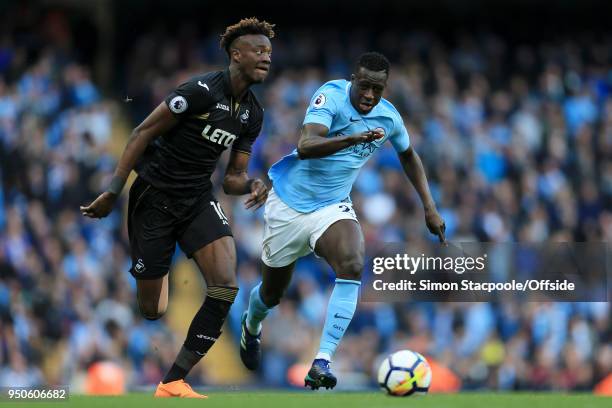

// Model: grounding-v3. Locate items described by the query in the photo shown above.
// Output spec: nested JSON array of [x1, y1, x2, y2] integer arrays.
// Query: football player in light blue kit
[[240, 52, 446, 389]]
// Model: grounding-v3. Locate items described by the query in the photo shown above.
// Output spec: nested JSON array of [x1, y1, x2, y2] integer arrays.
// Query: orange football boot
[[154, 379, 208, 398]]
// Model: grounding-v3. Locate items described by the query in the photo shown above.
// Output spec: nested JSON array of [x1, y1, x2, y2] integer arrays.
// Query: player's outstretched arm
[[223, 150, 268, 210], [80, 102, 178, 219], [398, 147, 447, 244], [297, 123, 383, 159]]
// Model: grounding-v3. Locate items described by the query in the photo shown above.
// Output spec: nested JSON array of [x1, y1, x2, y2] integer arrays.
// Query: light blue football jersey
[[268, 79, 410, 213]]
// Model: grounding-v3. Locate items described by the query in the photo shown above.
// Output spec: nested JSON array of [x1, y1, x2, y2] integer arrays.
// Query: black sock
[[162, 286, 238, 383], [163, 362, 189, 383]]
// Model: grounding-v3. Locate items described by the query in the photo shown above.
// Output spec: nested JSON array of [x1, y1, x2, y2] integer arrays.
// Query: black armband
[[106, 176, 127, 195]]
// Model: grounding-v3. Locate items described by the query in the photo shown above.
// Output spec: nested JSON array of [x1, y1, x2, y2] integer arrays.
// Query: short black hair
[[356, 52, 390, 75], [219, 17, 275, 56]]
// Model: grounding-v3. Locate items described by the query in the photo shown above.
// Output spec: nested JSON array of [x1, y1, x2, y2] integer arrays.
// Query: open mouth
[[359, 101, 372, 111]]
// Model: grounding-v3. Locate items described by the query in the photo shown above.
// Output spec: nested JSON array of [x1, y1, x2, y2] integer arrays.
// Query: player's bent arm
[[223, 150, 254, 195], [223, 150, 268, 210], [80, 103, 178, 219], [398, 147, 436, 211], [297, 123, 382, 159], [110, 102, 178, 191]]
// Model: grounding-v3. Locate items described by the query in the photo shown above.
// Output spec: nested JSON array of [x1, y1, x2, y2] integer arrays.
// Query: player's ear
[[230, 48, 241, 63]]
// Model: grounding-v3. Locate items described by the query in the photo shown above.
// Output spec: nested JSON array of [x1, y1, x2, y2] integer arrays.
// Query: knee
[[139, 301, 167, 320], [206, 273, 237, 288], [334, 256, 364, 281]]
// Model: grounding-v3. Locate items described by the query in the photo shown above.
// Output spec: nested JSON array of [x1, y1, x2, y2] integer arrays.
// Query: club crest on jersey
[[312, 93, 326, 108], [351, 141, 379, 158], [201, 124, 236, 147], [240, 109, 249, 124], [169, 96, 188, 113]]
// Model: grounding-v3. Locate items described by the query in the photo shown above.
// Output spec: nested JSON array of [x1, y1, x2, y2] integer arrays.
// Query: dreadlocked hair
[[356, 52, 390, 74], [219, 17, 275, 56]]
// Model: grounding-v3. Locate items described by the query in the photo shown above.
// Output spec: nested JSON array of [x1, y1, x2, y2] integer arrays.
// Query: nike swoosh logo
[[195, 351, 206, 356], [328, 333, 340, 340], [334, 313, 351, 320], [197, 81, 209, 91], [350, 117, 360, 122]]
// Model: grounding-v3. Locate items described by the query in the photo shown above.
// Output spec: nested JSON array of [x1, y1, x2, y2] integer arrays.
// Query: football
[[378, 350, 432, 396]]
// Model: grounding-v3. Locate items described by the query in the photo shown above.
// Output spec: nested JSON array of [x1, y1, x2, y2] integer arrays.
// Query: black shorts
[[127, 177, 233, 280]]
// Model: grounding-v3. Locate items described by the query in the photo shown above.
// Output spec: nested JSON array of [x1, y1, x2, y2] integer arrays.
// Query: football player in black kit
[[80, 18, 275, 398]]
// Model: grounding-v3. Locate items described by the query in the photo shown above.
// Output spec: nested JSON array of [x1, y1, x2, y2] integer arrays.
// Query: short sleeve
[[303, 83, 339, 129], [389, 113, 410, 153], [165, 79, 214, 119], [232, 110, 263, 154]]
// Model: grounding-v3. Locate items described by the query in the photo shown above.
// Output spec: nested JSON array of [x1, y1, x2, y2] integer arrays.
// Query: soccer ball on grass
[[377, 350, 432, 396]]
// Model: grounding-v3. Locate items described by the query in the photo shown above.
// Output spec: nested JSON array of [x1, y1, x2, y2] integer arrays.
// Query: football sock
[[162, 286, 238, 383], [317, 278, 361, 361], [245, 282, 273, 335]]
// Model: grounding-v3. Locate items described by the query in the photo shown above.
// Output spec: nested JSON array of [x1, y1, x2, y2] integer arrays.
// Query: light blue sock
[[245, 282, 271, 335], [317, 278, 361, 361]]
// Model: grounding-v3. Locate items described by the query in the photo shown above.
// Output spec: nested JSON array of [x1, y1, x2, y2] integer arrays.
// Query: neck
[[228, 65, 250, 100]]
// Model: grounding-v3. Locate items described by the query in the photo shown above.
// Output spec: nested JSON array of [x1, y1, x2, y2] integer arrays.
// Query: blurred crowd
[[0, 10, 610, 392]]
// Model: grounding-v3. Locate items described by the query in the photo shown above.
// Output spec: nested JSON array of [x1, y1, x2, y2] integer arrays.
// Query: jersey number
[[210, 201, 229, 225]]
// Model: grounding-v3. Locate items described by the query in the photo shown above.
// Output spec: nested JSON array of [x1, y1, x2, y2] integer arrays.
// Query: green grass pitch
[[1, 391, 609, 408]]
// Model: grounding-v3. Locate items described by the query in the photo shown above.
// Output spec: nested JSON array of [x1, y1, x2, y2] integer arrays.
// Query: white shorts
[[261, 188, 359, 267]]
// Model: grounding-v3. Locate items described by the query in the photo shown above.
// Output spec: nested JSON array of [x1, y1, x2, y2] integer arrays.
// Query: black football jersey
[[136, 69, 263, 196]]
